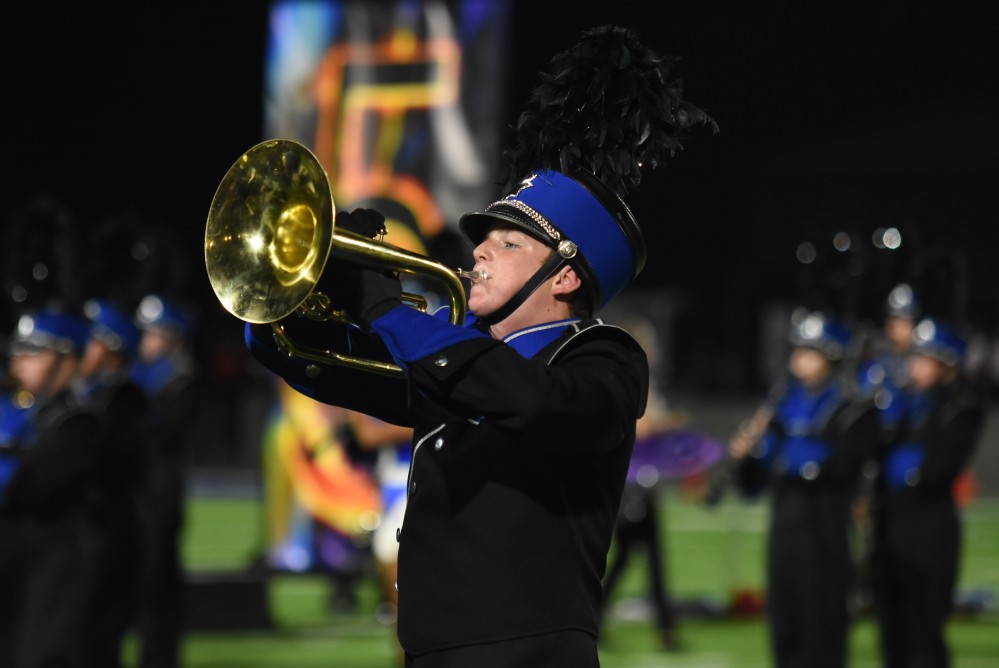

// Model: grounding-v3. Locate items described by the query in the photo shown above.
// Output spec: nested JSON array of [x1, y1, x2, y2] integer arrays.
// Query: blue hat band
[[85, 301, 141, 358], [136, 295, 192, 338]]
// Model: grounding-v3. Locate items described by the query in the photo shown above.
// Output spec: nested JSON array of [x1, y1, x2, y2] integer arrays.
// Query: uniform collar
[[502, 318, 582, 359], [436, 306, 580, 360]]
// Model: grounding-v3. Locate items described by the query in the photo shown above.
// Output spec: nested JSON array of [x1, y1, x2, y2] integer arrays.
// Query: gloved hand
[[319, 208, 380, 311], [335, 208, 386, 239], [353, 268, 402, 329], [319, 265, 401, 330], [318, 208, 401, 328]]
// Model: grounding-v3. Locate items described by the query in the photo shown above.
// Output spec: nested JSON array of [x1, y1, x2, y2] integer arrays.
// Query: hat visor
[[10, 340, 59, 355], [458, 209, 554, 248]]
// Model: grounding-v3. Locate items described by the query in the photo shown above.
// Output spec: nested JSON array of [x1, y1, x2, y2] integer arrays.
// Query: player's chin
[[466, 291, 492, 317]]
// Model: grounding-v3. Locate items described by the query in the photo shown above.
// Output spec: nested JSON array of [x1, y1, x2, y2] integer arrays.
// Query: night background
[[3, 1, 998, 401]]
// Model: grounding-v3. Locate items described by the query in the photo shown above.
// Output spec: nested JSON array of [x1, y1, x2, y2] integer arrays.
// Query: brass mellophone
[[204, 139, 477, 376]]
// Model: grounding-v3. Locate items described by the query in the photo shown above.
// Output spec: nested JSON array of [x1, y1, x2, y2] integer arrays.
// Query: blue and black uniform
[[0, 309, 99, 668], [736, 376, 877, 668], [129, 295, 200, 668], [871, 319, 984, 668], [248, 306, 648, 663], [734, 311, 878, 668]]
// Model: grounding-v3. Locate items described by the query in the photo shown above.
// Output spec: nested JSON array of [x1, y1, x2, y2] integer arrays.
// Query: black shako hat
[[460, 25, 717, 317]]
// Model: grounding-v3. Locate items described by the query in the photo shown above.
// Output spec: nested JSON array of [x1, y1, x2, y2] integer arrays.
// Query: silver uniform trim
[[503, 319, 583, 345], [547, 318, 642, 365], [399, 422, 449, 536]]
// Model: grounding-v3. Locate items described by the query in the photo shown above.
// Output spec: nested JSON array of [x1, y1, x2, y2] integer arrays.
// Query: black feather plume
[[504, 25, 717, 199]]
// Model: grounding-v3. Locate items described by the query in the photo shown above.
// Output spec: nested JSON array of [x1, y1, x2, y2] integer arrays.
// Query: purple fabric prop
[[627, 430, 724, 483]]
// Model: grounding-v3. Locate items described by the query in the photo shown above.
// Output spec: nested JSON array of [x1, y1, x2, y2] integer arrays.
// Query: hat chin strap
[[477, 253, 567, 328]]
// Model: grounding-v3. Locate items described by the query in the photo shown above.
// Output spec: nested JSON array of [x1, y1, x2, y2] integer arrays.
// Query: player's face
[[10, 350, 61, 394], [79, 339, 114, 378], [789, 347, 832, 388], [466, 223, 551, 318], [885, 316, 914, 350], [139, 329, 173, 363]]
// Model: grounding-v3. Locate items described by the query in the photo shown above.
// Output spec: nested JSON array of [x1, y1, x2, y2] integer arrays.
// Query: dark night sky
[[3, 1, 997, 391]]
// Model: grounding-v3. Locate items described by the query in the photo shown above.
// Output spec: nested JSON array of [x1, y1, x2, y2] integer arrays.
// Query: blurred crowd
[[710, 282, 987, 668], [0, 295, 201, 668]]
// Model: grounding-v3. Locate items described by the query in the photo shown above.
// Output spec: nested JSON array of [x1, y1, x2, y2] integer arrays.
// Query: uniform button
[[434, 437, 444, 451], [800, 462, 819, 480], [396, 527, 401, 542], [435, 355, 448, 367], [305, 364, 321, 378], [409, 480, 417, 495], [905, 468, 921, 486], [394, 580, 399, 592]]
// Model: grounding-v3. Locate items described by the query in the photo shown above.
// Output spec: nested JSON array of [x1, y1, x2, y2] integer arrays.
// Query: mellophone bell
[[204, 139, 480, 376]]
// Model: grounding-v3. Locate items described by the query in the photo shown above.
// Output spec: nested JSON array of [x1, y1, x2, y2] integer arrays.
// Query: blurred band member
[[730, 310, 878, 668], [0, 307, 97, 667], [77, 299, 148, 668], [130, 295, 201, 668], [872, 318, 985, 668]]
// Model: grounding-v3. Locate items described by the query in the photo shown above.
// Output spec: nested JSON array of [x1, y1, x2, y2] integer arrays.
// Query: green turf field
[[129, 484, 999, 667]]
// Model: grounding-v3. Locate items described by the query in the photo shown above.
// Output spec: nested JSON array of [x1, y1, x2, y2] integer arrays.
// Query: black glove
[[318, 208, 401, 328], [354, 268, 402, 329], [318, 208, 383, 319], [318, 265, 401, 330], [335, 208, 386, 239]]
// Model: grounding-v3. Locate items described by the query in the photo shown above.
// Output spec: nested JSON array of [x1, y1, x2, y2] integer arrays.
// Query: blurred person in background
[[851, 282, 921, 611], [76, 298, 148, 668], [0, 366, 32, 501], [871, 318, 985, 668], [728, 310, 878, 668], [342, 410, 415, 666], [856, 282, 920, 444], [599, 316, 689, 651], [0, 307, 98, 667], [130, 294, 201, 668]]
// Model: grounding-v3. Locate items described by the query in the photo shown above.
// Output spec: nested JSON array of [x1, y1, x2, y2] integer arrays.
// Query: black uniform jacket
[[0, 389, 99, 517], [247, 305, 649, 654], [878, 380, 985, 512]]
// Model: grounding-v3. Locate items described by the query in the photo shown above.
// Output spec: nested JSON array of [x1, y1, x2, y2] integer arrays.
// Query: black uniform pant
[[404, 630, 599, 668], [601, 484, 675, 633], [0, 514, 88, 668], [873, 496, 960, 668], [80, 505, 140, 668], [133, 465, 186, 668], [767, 483, 854, 668]]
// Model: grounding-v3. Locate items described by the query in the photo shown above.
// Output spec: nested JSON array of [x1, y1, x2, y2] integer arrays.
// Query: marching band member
[[76, 298, 149, 667], [241, 25, 715, 667], [729, 310, 878, 668], [871, 318, 985, 668], [0, 307, 98, 667]]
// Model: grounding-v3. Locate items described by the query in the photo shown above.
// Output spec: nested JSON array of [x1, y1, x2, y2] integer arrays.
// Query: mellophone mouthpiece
[[457, 268, 489, 283]]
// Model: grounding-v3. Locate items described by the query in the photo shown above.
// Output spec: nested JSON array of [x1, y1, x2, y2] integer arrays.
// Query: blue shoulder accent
[[779, 436, 832, 474], [884, 443, 926, 489], [0, 454, 20, 494], [370, 305, 489, 365]]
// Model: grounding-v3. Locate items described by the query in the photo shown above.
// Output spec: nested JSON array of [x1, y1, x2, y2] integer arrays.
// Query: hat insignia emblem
[[507, 173, 537, 199]]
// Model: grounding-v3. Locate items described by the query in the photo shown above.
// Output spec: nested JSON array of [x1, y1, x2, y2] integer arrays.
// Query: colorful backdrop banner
[[260, 0, 511, 573], [264, 0, 510, 259]]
